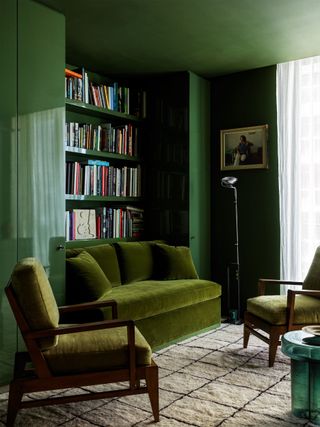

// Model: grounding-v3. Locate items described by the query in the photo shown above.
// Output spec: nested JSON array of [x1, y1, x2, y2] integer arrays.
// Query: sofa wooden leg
[[243, 324, 250, 348], [146, 364, 159, 422]]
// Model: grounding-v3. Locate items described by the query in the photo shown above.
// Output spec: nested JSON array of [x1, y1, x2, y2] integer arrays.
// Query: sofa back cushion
[[153, 243, 199, 280], [66, 244, 121, 287], [114, 242, 154, 284], [66, 251, 112, 303]]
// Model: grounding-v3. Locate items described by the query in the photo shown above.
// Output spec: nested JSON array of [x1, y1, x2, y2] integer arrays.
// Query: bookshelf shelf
[[65, 195, 142, 202], [65, 147, 141, 163], [65, 98, 141, 122]]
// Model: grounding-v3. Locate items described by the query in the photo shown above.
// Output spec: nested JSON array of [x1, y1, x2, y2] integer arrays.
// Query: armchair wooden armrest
[[258, 279, 303, 296], [59, 299, 118, 319], [26, 318, 134, 339], [287, 288, 320, 328]]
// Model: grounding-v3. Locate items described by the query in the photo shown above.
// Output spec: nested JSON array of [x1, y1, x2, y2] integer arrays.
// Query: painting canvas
[[220, 124, 268, 170]]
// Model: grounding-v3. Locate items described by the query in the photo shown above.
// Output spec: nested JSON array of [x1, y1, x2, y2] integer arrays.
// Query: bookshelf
[[64, 67, 210, 277], [65, 67, 145, 246], [144, 72, 211, 278], [144, 73, 190, 245]]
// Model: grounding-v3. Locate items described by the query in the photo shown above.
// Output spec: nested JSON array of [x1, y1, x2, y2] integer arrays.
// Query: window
[[277, 56, 320, 285]]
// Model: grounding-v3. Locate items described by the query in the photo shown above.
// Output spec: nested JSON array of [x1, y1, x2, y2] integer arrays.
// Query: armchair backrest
[[9, 257, 60, 350], [303, 246, 320, 290]]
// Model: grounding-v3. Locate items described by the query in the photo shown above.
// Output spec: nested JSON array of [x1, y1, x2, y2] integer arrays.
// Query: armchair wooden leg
[[269, 331, 280, 367], [7, 381, 23, 427], [243, 324, 250, 348], [146, 363, 159, 422]]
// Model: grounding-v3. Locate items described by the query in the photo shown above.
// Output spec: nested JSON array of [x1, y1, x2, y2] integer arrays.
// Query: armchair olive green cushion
[[303, 246, 320, 290], [114, 242, 154, 284], [66, 251, 112, 303], [66, 244, 121, 287], [44, 326, 152, 375], [247, 294, 320, 325], [11, 258, 59, 350], [153, 243, 199, 280]]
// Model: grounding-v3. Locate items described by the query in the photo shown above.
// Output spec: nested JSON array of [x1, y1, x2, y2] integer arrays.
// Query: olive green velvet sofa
[[65, 241, 221, 350]]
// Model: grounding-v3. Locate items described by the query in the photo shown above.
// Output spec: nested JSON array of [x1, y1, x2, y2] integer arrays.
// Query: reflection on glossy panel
[[18, 107, 65, 296]]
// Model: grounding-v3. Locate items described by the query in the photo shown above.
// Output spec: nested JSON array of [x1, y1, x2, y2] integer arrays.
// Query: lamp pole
[[221, 176, 241, 324]]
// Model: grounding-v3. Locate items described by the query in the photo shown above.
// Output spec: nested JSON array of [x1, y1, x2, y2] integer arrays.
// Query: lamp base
[[222, 317, 243, 325], [222, 309, 243, 325]]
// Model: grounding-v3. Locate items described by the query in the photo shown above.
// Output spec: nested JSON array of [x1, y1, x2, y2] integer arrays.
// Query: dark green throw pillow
[[153, 243, 199, 280], [114, 241, 154, 284], [66, 244, 121, 287], [66, 251, 112, 302]]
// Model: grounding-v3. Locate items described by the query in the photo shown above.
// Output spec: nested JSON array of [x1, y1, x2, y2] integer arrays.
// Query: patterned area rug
[[0, 324, 314, 426]]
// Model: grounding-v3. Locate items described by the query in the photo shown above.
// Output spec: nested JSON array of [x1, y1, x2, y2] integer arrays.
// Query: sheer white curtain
[[277, 56, 320, 290]]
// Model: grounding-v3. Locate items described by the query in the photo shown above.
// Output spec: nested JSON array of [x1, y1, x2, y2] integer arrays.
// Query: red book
[[96, 215, 101, 239]]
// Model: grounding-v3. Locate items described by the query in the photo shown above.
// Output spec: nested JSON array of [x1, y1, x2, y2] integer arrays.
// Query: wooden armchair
[[5, 258, 159, 426], [244, 247, 320, 367]]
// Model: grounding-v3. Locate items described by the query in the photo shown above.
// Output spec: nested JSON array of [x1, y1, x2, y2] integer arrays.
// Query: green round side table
[[282, 330, 320, 425]]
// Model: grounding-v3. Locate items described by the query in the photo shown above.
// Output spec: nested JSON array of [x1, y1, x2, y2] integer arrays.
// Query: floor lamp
[[221, 176, 241, 324]]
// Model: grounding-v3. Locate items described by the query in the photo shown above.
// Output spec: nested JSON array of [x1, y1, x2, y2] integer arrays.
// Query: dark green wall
[[211, 66, 280, 316]]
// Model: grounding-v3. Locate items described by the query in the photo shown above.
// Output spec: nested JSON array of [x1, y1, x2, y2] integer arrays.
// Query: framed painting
[[220, 124, 268, 171]]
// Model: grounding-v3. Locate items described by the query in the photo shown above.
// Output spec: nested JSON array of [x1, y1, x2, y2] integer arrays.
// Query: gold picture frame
[[220, 124, 268, 171]]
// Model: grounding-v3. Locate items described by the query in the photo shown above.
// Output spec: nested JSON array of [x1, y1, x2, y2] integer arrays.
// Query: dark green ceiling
[[37, 0, 320, 77]]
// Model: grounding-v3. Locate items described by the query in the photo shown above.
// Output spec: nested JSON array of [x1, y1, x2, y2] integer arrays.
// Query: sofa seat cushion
[[102, 279, 221, 321], [44, 326, 152, 375], [247, 295, 320, 325]]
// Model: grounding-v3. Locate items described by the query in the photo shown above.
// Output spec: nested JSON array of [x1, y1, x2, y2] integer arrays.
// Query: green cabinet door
[[0, 0, 18, 385], [0, 0, 65, 385], [18, 0, 65, 304]]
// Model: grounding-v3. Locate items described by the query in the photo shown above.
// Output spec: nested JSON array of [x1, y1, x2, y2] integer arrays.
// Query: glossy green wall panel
[[18, 0, 65, 304], [211, 66, 279, 316], [189, 72, 211, 279], [0, 0, 18, 385]]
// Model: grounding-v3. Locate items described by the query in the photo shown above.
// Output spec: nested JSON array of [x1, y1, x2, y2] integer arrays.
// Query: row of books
[[65, 69, 129, 113], [65, 122, 139, 156], [156, 99, 188, 131], [65, 207, 144, 241], [66, 160, 141, 197], [150, 208, 188, 237], [65, 68, 146, 117], [151, 139, 188, 165], [151, 170, 187, 201]]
